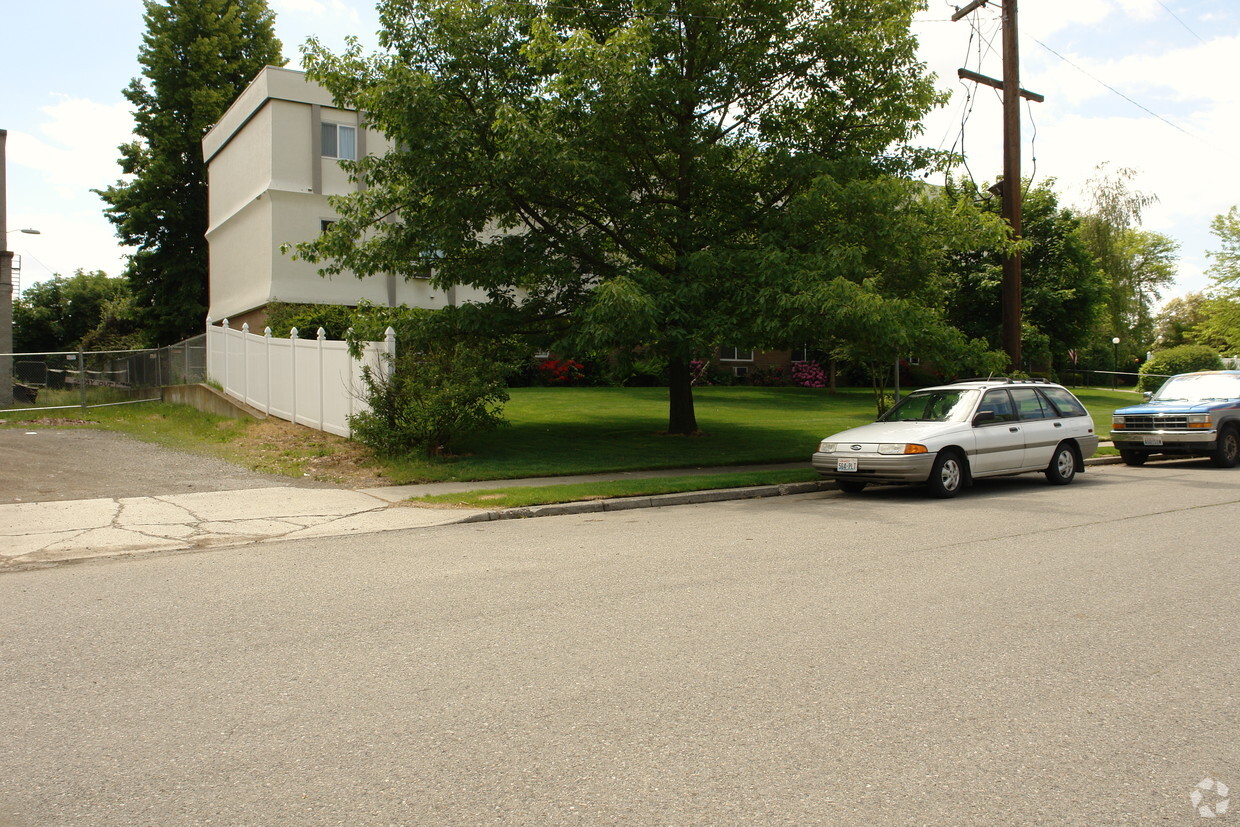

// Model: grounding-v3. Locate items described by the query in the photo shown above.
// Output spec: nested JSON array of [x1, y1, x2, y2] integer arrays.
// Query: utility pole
[[1, 129, 13, 407], [953, 0, 1042, 371]]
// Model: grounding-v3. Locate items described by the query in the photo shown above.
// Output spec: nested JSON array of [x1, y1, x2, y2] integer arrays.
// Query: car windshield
[[879, 389, 977, 423], [1152, 374, 1240, 402]]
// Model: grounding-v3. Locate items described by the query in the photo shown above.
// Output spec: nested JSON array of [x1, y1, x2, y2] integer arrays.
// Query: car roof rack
[[952, 377, 1052, 385]]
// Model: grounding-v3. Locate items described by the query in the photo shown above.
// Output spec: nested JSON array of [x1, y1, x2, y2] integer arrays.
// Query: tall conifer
[[98, 0, 284, 344]]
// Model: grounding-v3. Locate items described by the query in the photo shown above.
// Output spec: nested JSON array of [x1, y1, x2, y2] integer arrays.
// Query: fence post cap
[[290, 327, 299, 339], [242, 322, 250, 333], [264, 326, 273, 337], [222, 318, 230, 329], [317, 327, 327, 340]]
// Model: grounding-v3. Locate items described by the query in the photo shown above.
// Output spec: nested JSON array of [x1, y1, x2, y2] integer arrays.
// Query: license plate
[[1143, 435, 1163, 446], [837, 458, 858, 472]]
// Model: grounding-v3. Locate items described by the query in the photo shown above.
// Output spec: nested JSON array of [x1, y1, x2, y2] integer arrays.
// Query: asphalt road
[[0, 461, 1236, 825]]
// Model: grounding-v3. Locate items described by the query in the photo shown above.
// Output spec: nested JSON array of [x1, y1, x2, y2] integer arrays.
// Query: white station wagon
[[811, 379, 1100, 498]]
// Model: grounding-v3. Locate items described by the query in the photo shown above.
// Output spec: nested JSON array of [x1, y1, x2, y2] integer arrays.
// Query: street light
[[1112, 337, 1121, 388]]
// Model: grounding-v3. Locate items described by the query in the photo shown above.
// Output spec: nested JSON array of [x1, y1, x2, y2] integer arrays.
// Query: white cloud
[[8, 207, 132, 287], [10, 96, 135, 200], [273, 0, 362, 26]]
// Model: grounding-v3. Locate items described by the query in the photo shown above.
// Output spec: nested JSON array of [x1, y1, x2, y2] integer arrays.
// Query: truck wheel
[[1119, 450, 1148, 467], [1210, 425, 1240, 468], [1045, 443, 1078, 485], [926, 450, 965, 499]]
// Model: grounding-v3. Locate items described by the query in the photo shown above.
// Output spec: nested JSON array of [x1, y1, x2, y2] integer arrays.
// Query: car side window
[[1011, 388, 1050, 420], [978, 390, 1015, 424], [1041, 387, 1087, 417]]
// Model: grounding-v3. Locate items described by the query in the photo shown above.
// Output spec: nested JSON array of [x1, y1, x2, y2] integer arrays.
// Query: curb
[[450, 455, 1124, 523], [453, 480, 836, 523]]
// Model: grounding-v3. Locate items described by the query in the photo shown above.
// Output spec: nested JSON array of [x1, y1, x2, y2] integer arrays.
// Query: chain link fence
[[2, 334, 206, 412]]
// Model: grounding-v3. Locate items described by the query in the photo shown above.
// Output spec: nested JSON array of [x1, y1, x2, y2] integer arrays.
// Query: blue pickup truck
[[1110, 370, 1240, 467]]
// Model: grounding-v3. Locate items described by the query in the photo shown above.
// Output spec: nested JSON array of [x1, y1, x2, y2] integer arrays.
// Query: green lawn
[[1, 384, 1144, 486], [381, 386, 880, 482]]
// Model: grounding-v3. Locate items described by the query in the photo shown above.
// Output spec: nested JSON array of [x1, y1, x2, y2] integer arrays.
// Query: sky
[[2, 0, 1237, 314]]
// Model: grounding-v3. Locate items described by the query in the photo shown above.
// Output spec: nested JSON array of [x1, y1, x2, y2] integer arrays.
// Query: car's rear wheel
[[1210, 425, 1240, 468], [1119, 449, 1148, 466], [926, 450, 965, 499], [1044, 442, 1078, 485], [836, 479, 867, 494]]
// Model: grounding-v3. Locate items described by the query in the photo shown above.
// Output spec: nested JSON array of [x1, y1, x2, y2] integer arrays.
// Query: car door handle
[[1009, 426, 1020, 432], [1054, 422, 1063, 427]]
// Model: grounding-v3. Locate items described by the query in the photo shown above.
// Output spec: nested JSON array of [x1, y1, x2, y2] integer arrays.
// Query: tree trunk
[[666, 356, 699, 435]]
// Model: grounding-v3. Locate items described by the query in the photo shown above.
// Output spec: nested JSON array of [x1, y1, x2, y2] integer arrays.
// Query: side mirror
[[973, 410, 996, 426], [1143, 391, 1153, 401]]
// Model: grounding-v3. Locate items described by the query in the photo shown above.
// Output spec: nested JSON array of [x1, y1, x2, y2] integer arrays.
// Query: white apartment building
[[203, 66, 487, 328]]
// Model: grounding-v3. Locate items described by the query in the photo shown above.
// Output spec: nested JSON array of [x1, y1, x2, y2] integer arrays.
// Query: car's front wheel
[[1044, 442, 1078, 485], [1119, 449, 1148, 466], [926, 450, 965, 499], [836, 479, 867, 494], [1210, 425, 1240, 468]]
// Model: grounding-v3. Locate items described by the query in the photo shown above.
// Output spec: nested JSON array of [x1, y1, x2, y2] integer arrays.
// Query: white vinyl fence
[[206, 319, 395, 437]]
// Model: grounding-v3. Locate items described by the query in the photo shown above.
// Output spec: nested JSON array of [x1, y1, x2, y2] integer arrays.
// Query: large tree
[[1077, 164, 1177, 355], [1191, 206, 1240, 353], [97, 0, 284, 345], [940, 178, 1105, 372], [296, 0, 946, 434], [12, 271, 138, 353]]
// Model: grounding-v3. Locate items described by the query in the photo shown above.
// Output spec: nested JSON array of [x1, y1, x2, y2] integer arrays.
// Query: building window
[[320, 219, 335, 233], [732, 366, 749, 378], [413, 249, 443, 280], [719, 347, 754, 362], [791, 347, 809, 363], [321, 123, 356, 160]]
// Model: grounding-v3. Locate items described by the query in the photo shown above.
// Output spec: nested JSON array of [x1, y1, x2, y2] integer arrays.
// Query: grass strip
[[408, 467, 822, 509]]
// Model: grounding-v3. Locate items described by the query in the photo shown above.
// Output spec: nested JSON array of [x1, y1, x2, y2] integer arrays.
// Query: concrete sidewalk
[[0, 487, 470, 570], [0, 457, 1121, 571], [0, 463, 817, 571]]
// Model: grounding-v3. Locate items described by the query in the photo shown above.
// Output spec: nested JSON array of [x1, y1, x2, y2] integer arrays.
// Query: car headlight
[[1188, 414, 1212, 429], [878, 443, 928, 455], [818, 441, 836, 453], [1111, 416, 1125, 429]]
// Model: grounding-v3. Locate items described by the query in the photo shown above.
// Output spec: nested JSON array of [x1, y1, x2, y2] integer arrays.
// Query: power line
[[1031, 36, 1228, 156], [1156, 0, 1207, 44]]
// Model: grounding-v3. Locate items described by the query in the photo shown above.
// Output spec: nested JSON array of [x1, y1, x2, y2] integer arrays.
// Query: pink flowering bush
[[690, 359, 713, 386], [791, 360, 827, 388]]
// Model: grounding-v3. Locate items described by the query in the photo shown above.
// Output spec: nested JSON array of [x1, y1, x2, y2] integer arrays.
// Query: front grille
[[1121, 415, 1190, 430]]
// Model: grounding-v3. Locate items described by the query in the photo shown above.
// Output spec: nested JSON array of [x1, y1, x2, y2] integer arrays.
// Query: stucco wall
[[207, 196, 274, 321]]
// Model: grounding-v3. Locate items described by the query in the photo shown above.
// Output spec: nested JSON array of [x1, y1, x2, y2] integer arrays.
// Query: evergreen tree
[[97, 0, 284, 345]]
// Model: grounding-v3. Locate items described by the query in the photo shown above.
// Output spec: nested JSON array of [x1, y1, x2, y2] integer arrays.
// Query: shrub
[[622, 355, 668, 387], [349, 343, 511, 457], [745, 365, 786, 386], [264, 302, 355, 339], [790, 360, 827, 388], [537, 358, 586, 385], [1139, 345, 1224, 392], [345, 304, 517, 457]]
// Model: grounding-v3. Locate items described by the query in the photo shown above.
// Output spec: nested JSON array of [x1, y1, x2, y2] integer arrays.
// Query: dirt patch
[[230, 419, 389, 488]]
